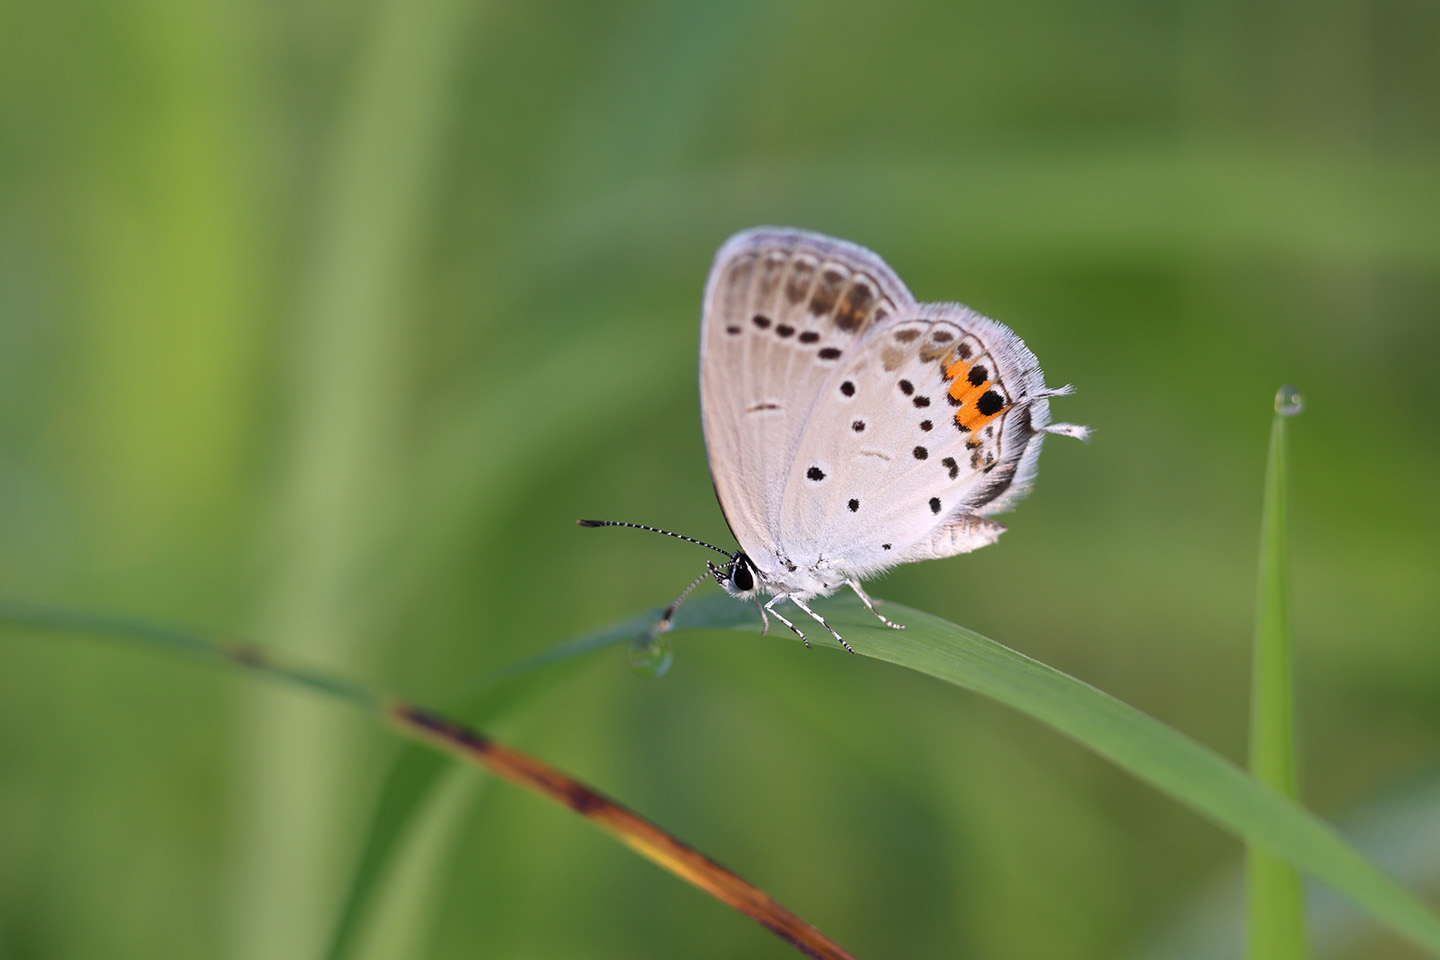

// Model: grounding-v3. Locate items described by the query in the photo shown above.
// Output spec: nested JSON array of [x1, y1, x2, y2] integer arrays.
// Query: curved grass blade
[[345, 764, 481, 960], [0, 600, 379, 709], [1248, 388, 1308, 959], [0, 602, 858, 960], [658, 590, 1440, 956]]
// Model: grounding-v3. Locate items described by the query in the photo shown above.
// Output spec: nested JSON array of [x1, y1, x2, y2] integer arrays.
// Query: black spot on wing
[[977, 390, 1006, 416]]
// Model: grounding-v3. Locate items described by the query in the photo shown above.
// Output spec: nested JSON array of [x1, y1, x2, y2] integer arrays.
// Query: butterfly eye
[[730, 555, 755, 593]]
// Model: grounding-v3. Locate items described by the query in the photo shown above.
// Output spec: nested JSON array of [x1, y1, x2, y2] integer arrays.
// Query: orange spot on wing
[[944, 359, 1007, 432], [957, 403, 1004, 433], [944, 360, 971, 401]]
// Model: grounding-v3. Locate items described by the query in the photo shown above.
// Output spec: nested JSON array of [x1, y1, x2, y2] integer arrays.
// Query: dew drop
[[629, 632, 673, 678], [1274, 385, 1304, 417]]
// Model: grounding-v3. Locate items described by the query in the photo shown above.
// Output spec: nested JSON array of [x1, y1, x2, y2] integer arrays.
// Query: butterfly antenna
[[576, 519, 734, 558]]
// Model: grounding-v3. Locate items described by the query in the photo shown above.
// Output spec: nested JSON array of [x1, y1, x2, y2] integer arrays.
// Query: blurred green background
[[2, 1, 1438, 958]]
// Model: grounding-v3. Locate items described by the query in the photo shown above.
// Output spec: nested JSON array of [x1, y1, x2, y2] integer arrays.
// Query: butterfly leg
[[763, 595, 810, 649], [845, 579, 906, 630], [788, 596, 856, 655], [754, 597, 770, 636]]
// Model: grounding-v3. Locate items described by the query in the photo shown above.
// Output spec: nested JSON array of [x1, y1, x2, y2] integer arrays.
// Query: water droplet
[[629, 632, 673, 678], [1274, 385, 1304, 416]]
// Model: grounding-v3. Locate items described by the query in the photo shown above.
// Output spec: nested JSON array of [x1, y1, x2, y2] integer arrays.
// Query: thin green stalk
[[1247, 385, 1309, 959], [0, 600, 378, 710]]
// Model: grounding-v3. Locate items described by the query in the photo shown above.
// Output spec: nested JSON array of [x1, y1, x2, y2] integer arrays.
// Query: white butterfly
[[583, 228, 1087, 652]]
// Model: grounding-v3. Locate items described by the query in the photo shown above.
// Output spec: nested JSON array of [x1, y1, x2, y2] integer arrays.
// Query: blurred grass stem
[[233, 0, 473, 956], [1246, 388, 1309, 959]]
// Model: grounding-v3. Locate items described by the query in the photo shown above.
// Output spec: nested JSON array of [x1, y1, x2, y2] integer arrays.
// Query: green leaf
[[656, 590, 1440, 956], [1248, 389, 1309, 959]]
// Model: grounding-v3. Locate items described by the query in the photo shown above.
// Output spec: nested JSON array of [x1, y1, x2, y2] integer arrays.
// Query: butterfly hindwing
[[778, 304, 1054, 576]]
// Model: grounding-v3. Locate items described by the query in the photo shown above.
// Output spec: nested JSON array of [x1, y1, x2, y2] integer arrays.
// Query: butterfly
[[582, 228, 1087, 652]]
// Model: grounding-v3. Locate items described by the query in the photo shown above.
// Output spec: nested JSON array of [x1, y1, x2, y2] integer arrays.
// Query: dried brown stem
[[389, 702, 859, 960]]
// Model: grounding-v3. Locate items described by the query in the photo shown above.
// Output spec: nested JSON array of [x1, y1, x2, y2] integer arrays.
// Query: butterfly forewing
[[700, 229, 913, 564]]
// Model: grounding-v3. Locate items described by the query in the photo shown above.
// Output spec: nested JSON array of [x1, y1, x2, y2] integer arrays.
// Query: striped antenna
[[576, 519, 734, 558]]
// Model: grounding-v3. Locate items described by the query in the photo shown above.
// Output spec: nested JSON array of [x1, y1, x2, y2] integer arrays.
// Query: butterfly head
[[577, 518, 762, 601], [713, 551, 758, 599]]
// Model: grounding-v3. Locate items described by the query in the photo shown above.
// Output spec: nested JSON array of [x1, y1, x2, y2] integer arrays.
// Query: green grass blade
[[1248, 387, 1309, 959], [346, 766, 482, 960], [0, 600, 379, 710], [661, 591, 1440, 955]]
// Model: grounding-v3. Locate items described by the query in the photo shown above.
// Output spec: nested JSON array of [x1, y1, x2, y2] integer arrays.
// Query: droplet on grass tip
[[629, 633, 673, 678], [1274, 385, 1303, 416]]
